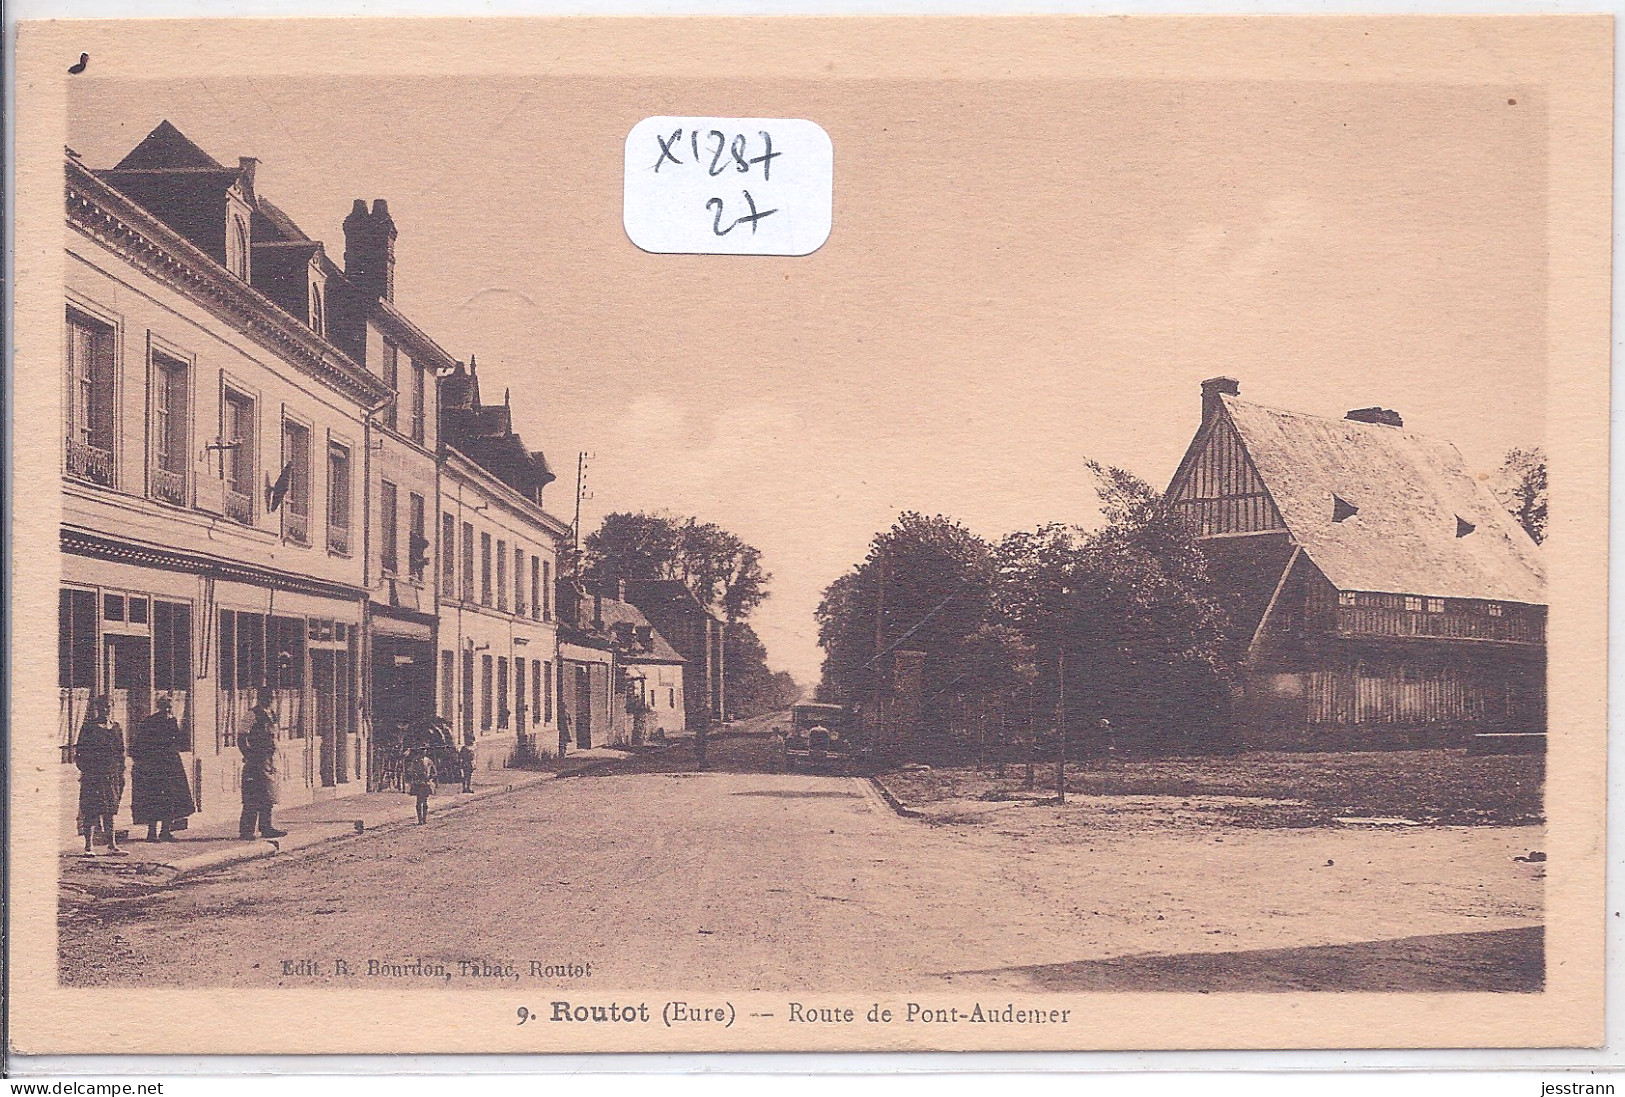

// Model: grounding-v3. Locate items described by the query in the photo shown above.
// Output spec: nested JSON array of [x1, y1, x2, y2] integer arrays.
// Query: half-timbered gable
[[1171, 378, 1546, 749]]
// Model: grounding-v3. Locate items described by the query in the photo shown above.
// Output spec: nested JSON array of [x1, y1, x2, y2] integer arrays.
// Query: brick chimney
[[1345, 407, 1403, 428], [1201, 377, 1240, 424], [343, 198, 397, 303]]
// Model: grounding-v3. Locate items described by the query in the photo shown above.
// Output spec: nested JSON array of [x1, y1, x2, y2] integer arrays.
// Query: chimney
[[343, 197, 397, 303], [617, 578, 628, 602], [1345, 407, 1403, 428], [1201, 377, 1240, 424], [236, 157, 259, 202]]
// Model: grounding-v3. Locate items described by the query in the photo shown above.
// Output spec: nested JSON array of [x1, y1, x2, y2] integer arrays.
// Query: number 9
[[517, 1007, 530, 1025]]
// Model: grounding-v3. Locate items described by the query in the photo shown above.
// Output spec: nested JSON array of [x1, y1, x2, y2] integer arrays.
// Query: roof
[[113, 120, 224, 170], [596, 598, 685, 664], [627, 578, 723, 622], [1220, 395, 1545, 606]]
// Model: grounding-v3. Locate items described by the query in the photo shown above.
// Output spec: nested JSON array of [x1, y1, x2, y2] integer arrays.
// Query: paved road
[[60, 766, 1543, 992]]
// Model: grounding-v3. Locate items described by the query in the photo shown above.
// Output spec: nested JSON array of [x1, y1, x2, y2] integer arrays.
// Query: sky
[[68, 74, 1547, 685]]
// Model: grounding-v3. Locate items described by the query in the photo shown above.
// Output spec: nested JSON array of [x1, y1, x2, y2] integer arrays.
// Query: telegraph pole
[[571, 451, 588, 562], [1055, 647, 1067, 804], [871, 547, 887, 755]]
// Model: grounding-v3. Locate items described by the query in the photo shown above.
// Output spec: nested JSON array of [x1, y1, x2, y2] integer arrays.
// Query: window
[[441, 513, 456, 592], [408, 493, 428, 581], [380, 480, 399, 574], [542, 561, 552, 621], [543, 659, 553, 723], [669, 688, 676, 709], [531, 558, 542, 621], [496, 540, 508, 611], [461, 522, 475, 602], [1426, 598, 1446, 614], [1338, 591, 1357, 607], [230, 216, 250, 280], [58, 588, 97, 690], [222, 388, 256, 524], [514, 659, 526, 726], [150, 353, 188, 505], [65, 309, 115, 486], [327, 442, 352, 554], [440, 651, 455, 720], [480, 532, 493, 606], [280, 419, 312, 544], [497, 658, 510, 729], [480, 654, 493, 730], [514, 548, 525, 615], [310, 284, 324, 336], [410, 362, 427, 444], [381, 342, 399, 431], [532, 660, 543, 725], [1488, 603, 1504, 618], [461, 650, 474, 740], [1404, 596, 1424, 613]]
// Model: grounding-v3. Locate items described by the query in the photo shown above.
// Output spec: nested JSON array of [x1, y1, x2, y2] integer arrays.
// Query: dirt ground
[[877, 749, 1544, 830], [60, 748, 1543, 993]]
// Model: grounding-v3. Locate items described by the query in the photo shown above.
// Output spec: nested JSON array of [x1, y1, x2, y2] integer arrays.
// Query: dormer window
[[229, 215, 250, 280], [310, 284, 325, 336], [1455, 516, 1476, 538], [1332, 495, 1359, 522]]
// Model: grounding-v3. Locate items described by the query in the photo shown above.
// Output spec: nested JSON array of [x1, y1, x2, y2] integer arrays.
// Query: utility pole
[[571, 451, 588, 564], [1055, 647, 1067, 804], [871, 547, 886, 755]]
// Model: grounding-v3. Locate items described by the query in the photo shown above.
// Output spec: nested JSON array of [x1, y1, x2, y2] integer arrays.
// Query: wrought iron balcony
[[65, 440, 113, 486], [283, 509, 310, 545], [224, 487, 253, 525], [329, 522, 351, 556], [150, 465, 186, 506]]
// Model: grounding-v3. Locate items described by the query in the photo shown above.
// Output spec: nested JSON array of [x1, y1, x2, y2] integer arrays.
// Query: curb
[[867, 775, 925, 820], [74, 771, 560, 881]]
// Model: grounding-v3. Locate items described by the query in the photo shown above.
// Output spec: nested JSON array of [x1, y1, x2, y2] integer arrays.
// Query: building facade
[[1166, 378, 1548, 749], [438, 361, 570, 770], [627, 579, 725, 730], [62, 123, 392, 826]]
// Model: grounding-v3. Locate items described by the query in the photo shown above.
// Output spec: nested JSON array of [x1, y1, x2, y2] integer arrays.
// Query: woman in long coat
[[75, 696, 127, 856], [130, 695, 196, 841]]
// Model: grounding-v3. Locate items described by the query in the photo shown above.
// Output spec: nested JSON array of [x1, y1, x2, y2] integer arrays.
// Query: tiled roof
[[596, 598, 686, 663], [1222, 396, 1546, 606]]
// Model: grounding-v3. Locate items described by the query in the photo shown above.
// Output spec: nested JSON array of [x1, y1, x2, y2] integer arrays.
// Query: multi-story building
[[61, 122, 392, 823], [628, 579, 726, 729], [437, 359, 569, 770], [325, 198, 450, 774], [1166, 378, 1547, 749]]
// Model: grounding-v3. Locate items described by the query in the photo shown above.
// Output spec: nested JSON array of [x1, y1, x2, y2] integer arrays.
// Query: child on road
[[408, 748, 437, 825]]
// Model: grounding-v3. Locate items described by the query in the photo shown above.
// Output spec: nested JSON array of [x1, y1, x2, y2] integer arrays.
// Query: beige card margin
[[8, 15, 1611, 1056]]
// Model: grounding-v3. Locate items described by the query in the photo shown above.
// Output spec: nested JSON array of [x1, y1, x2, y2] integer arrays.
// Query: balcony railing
[[150, 465, 186, 506], [65, 440, 113, 486], [283, 509, 310, 545], [329, 522, 351, 556], [224, 487, 253, 525]]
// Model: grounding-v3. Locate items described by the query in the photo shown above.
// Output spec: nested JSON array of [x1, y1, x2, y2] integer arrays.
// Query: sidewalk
[[59, 763, 578, 880]]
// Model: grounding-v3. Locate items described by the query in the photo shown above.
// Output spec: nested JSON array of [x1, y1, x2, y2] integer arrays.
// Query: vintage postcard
[[7, 15, 1611, 1056]]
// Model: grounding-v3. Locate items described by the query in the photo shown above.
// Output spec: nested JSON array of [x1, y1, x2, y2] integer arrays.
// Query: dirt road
[[60, 769, 1543, 991]]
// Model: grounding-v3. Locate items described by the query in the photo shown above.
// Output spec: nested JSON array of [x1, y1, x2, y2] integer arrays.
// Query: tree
[[815, 512, 996, 713], [724, 622, 803, 718], [584, 512, 771, 625], [995, 463, 1236, 747], [1493, 447, 1547, 545]]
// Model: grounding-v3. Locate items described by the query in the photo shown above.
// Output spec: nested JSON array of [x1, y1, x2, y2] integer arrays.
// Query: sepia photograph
[[6, 15, 1610, 1056]]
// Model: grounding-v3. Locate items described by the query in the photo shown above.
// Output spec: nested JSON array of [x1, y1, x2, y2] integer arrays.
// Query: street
[[60, 751, 1544, 992]]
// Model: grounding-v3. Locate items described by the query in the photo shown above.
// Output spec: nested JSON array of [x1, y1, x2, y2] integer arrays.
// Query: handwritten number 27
[[708, 191, 777, 236]]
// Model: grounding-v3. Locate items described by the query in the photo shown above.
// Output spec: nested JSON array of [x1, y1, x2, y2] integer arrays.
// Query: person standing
[[458, 736, 475, 793], [557, 705, 571, 758], [131, 696, 196, 842], [408, 747, 437, 824], [75, 697, 127, 857], [239, 689, 287, 839]]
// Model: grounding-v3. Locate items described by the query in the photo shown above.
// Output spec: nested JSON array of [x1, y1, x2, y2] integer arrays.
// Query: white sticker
[[623, 117, 832, 256]]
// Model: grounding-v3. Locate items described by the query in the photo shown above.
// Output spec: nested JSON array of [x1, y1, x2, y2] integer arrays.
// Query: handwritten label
[[623, 116, 832, 256]]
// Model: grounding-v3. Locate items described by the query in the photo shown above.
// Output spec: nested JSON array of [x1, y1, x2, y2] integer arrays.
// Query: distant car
[[786, 704, 868, 773]]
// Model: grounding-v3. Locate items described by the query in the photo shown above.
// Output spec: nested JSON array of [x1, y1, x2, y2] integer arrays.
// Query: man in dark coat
[[75, 696, 127, 856], [131, 696, 196, 841], [239, 689, 287, 839]]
